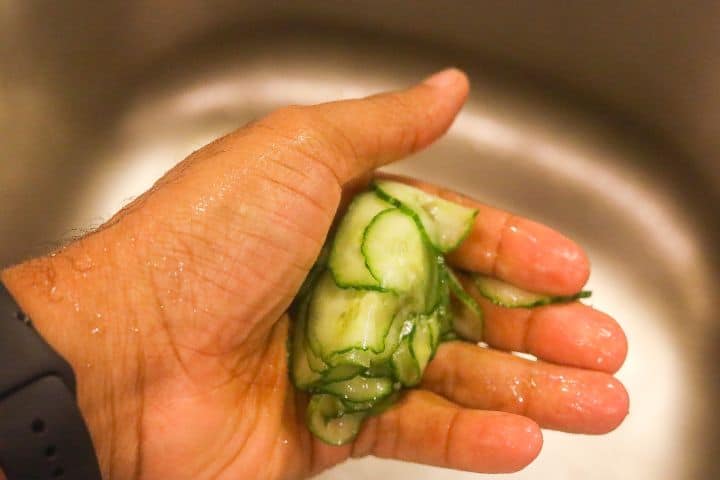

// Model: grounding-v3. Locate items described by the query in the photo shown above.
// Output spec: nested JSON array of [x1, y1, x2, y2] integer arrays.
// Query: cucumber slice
[[307, 394, 365, 446], [447, 268, 482, 317], [362, 208, 438, 311], [306, 271, 399, 364], [451, 296, 484, 342], [293, 184, 498, 446], [364, 361, 394, 378], [290, 299, 323, 389], [305, 340, 329, 373], [446, 269, 484, 341], [329, 192, 393, 289], [322, 310, 406, 368], [319, 375, 394, 402], [391, 334, 420, 387], [473, 274, 592, 308], [341, 398, 376, 412], [366, 391, 401, 415], [411, 318, 433, 373], [374, 180, 477, 253], [321, 364, 362, 383]]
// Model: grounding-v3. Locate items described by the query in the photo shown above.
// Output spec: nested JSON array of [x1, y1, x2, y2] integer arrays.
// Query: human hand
[[1, 68, 628, 479]]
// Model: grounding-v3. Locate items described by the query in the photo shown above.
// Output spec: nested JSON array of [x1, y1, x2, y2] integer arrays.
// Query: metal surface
[[1, 2, 718, 479]]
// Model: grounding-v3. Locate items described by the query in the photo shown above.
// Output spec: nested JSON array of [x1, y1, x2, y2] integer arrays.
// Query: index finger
[[377, 174, 590, 295]]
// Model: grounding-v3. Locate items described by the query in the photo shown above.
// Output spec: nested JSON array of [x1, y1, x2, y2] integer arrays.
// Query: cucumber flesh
[[290, 299, 323, 389], [307, 394, 366, 446], [451, 296, 485, 342], [374, 180, 477, 253], [473, 274, 592, 308], [447, 268, 482, 317], [324, 310, 406, 368], [391, 327, 420, 386], [306, 271, 399, 362], [411, 318, 433, 373], [362, 208, 437, 311], [305, 340, 329, 373], [321, 364, 362, 383], [329, 192, 393, 289], [292, 182, 487, 446], [319, 375, 394, 402], [447, 269, 484, 341]]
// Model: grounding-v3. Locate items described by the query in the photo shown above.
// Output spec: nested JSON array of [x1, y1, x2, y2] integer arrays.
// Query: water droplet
[[91, 327, 102, 335], [598, 328, 612, 338], [72, 253, 93, 272], [49, 286, 62, 302], [73, 302, 81, 312], [95, 313, 103, 319]]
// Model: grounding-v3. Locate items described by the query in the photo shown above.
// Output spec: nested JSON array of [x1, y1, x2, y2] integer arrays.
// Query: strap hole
[[45, 445, 57, 459], [31, 419, 46, 434], [51, 466, 64, 477]]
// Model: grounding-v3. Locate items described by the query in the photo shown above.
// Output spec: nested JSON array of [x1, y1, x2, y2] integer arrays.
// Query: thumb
[[93, 69, 471, 352], [252, 67, 470, 185]]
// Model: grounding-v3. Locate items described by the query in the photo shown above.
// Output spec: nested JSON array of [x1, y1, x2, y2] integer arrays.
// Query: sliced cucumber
[[447, 268, 482, 317], [324, 310, 406, 368], [366, 391, 401, 415], [307, 394, 366, 446], [290, 299, 323, 389], [473, 274, 592, 308], [306, 271, 399, 363], [329, 192, 393, 289], [364, 361, 394, 378], [293, 183, 516, 446], [451, 296, 485, 342], [411, 318, 433, 373], [319, 375, 394, 402], [305, 340, 329, 373], [391, 333, 420, 387], [447, 269, 484, 341], [321, 364, 362, 383], [374, 180, 477, 253], [341, 391, 401, 414], [362, 208, 439, 311]]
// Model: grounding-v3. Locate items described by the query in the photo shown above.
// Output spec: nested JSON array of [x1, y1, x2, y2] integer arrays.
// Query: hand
[[1, 69, 628, 480]]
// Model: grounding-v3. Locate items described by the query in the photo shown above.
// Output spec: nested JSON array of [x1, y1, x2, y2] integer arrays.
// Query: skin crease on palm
[[0, 69, 629, 480]]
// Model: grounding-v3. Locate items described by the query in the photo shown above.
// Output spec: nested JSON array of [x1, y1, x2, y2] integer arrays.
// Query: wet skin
[[1, 69, 628, 480]]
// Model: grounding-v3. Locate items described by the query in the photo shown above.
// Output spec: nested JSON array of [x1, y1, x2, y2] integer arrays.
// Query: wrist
[[1, 234, 144, 480]]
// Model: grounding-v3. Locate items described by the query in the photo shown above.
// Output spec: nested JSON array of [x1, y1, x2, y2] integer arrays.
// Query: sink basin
[[1, 2, 718, 479]]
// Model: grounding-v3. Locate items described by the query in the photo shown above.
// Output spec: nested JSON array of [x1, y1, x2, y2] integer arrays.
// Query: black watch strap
[[0, 282, 102, 480]]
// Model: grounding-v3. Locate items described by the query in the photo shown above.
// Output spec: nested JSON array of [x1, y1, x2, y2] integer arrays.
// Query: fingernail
[[422, 68, 462, 88]]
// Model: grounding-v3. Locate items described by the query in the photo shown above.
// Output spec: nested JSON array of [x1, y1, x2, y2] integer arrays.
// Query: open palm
[[2, 69, 628, 480]]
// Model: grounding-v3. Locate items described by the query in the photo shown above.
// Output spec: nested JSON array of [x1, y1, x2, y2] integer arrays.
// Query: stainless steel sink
[[2, 2, 718, 479]]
